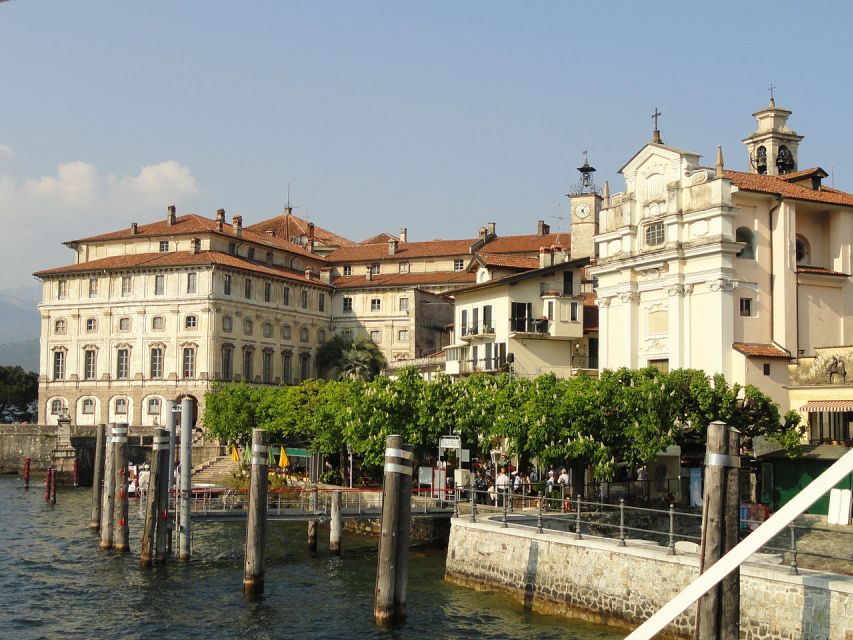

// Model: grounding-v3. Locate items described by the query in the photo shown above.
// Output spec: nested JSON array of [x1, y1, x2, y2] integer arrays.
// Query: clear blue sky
[[2, 0, 852, 291]]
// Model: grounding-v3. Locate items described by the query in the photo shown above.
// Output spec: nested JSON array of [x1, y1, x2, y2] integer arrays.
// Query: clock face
[[575, 203, 591, 219]]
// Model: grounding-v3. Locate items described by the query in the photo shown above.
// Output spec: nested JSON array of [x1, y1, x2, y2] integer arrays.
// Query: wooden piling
[[329, 490, 342, 556], [48, 468, 57, 505], [23, 456, 31, 490], [243, 429, 269, 595], [373, 434, 413, 625], [178, 397, 192, 563], [72, 457, 79, 487], [165, 399, 177, 555], [140, 428, 168, 568], [155, 428, 171, 564], [44, 467, 51, 502], [113, 422, 130, 553], [722, 427, 741, 640], [696, 420, 727, 638], [308, 488, 318, 553], [90, 424, 105, 530], [99, 426, 116, 551], [393, 443, 414, 621]]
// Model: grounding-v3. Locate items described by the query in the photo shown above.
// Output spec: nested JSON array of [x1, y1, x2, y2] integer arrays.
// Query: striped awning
[[801, 400, 853, 413]]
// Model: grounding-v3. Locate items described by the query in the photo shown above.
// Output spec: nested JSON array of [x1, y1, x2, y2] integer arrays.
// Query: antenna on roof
[[284, 180, 293, 215]]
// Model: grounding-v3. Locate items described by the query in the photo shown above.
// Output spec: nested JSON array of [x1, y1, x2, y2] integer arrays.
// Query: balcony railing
[[539, 282, 588, 297], [510, 317, 549, 334]]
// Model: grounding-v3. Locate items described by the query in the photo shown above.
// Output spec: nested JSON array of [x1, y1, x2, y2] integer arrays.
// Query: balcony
[[459, 324, 495, 341], [509, 316, 582, 340]]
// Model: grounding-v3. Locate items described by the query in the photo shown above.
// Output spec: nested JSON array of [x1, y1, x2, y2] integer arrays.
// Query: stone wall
[[445, 518, 853, 639], [0, 424, 57, 474]]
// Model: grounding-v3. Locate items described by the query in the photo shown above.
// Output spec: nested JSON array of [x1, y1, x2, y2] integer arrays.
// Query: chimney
[[320, 267, 332, 284], [365, 265, 372, 282], [537, 220, 551, 236], [487, 222, 496, 236], [388, 239, 398, 255], [304, 267, 312, 280], [602, 180, 610, 206], [307, 222, 315, 253], [191, 237, 200, 254], [232, 215, 242, 236], [284, 205, 293, 216], [399, 228, 408, 243], [538, 246, 550, 269], [478, 226, 487, 240], [167, 205, 176, 226], [215, 208, 225, 224], [130, 222, 138, 235], [715, 145, 724, 178]]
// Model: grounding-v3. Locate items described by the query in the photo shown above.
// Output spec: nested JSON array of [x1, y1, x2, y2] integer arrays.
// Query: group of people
[[471, 466, 533, 506]]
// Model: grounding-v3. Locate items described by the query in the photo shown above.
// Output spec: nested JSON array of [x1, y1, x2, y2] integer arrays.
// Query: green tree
[[339, 337, 387, 381], [316, 335, 352, 379], [0, 365, 38, 423]]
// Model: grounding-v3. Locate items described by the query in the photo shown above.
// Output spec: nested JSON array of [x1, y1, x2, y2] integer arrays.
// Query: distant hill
[[0, 339, 39, 373], [0, 284, 40, 344]]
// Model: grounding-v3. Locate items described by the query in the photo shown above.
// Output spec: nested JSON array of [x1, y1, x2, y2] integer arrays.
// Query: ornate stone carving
[[619, 291, 639, 304], [825, 356, 848, 384], [709, 279, 735, 292], [665, 284, 692, 297], [595, 297, 612, 309]]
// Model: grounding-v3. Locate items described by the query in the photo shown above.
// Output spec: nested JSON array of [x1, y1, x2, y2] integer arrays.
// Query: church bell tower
[[743, 90, 804, 176], [569, 154, 601, 260]]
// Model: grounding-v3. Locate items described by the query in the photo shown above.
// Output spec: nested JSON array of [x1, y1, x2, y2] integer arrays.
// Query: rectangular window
[[472, 307, 479, 333], [483, 305, 492, 330], [648, 358, 670, 373], [263, 351, 272, 384], [150, 348, 163, 379], [224, 274, 232, 295], [563, 271, 574, 296], [371, 298, 381, 312], [471, 345, 479, 368], [300, 354, 310, 381], [222, 347, 233, 380], [763, 363, 771, 376], [399, 297, 409, 312], [159, 240, 169, 252], [121, 276, 132, 296], [228, 242, 236, 255], [283, 286, 290, 306], [264, 282, 271, 303], [343, 297, 353, 312], [57, 280, 67, 300], [282, 352, 293, 384], [301, 290, 308, 309], [370, 330, 381, 343], [119, 317, 131, 331], [319, 293, 325, 312], [187, 272, 197, 294], [82, 399, 95, 414], [152, 316, 165, 330], [244, 278, 252, 299], [461, 309, 468, 335], [53, 351, 65, 381], [115, 398, 127, 415], [398, 329, 409, 342], [155, 275, 165, 295], [454, 259, 464, 271], [116, 349, 129, 379], [570, 302, 579, 322], [182, 348, 195, 378], [243, 349, 253, 381], [399, 262, 410, 274], [485, 342, 493, 370], [343, 265, 352, 276], [645, 222, 665, 246], [84, 350, 97, 380], [369, 264, 380, 275], [739, 298, 752, 317], [248, 247, 256, 261], [88, 278, 98, 298], [147, 398, 161, 415]]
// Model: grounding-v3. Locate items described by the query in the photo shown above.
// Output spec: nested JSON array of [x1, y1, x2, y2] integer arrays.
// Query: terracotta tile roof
[[777, 167, 827, 182], [327, 238, 476, 262], [725, 169, 853, 207], [732, 342, 791, 359], [33, 250, 331, 287], [70, 213, 326, 260], [797, 265, 850, 277], [246, 213, 355, 248], [332, 271, 476, 289], [478, 253, 539, 270], [483, 233, 568, 254], [359, 232, 398, 244]]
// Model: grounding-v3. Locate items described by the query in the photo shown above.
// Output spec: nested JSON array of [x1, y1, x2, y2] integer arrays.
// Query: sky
[[2, 0, 853, 294]]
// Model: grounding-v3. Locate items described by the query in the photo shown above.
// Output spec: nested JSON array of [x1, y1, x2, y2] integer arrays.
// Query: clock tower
[[569, 156, 601, 260]]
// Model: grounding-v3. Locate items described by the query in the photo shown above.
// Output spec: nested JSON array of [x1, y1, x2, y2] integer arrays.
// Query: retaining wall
[[445, 517, 853, 639]]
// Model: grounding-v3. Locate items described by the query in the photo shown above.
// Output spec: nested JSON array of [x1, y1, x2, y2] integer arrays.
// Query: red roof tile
[[797, 266, 850, 277], [327, 238, 476, 262], [777, 167, 828, 182], [732, 342, 791, 359], [359, 232, 399, 245], [333, 271, 476, 289], [483, 233, 568, 253], [246, 213, 355, 248], [725, 170, 853, 207], [478, 253, 539, 270], [33, 250, 331, 287], [70, 213, 326, 261]]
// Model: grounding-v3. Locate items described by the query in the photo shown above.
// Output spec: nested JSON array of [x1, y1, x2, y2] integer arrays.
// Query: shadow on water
[[0, 476, 621, 639]]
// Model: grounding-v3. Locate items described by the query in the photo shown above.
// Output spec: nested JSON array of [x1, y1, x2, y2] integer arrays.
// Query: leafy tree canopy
[[0, 365, 38, 423]]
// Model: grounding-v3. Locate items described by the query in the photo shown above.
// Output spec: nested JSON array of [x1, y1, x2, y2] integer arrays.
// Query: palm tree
[[316, 336, 387, 381]]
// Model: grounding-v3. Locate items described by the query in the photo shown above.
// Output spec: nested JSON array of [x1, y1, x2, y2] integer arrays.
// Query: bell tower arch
[[742, 90, 803, 176]]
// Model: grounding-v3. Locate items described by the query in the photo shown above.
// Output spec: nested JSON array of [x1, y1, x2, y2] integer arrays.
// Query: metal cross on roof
[[768, 83, 776, 102], [651, 108, 662, 129]]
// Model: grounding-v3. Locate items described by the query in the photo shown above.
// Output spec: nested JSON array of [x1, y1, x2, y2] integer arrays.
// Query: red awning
[[801, 400, 853, 413]]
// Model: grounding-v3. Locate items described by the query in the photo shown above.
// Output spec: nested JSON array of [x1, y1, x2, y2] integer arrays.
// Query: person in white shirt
[[496, 467, 511, 507]]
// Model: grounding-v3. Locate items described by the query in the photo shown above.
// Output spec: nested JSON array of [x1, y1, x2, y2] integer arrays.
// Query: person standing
[[496, 466, 511, 507]]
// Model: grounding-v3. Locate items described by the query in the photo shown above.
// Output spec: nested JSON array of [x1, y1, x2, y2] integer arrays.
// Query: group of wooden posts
[[241, 429, 414, 623], [23, 455, 78, 502], [88, 398, 195, 566]]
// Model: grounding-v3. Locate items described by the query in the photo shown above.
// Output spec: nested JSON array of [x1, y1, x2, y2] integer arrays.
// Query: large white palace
[[35, 98, 853, 446]]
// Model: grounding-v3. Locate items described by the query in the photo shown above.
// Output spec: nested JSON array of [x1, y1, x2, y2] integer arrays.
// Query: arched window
[[795, 235, 811, 265], [317, 329, 326, 343], [54, 319, 66, 334], [243, 319, 253, 335], [82, 398, 95, 414], [50, 399, 64, 415], [185, 315, 198, 329], [735, 227, 755, 259], [300, 327, 309, 343], [151, 316, 165, 331], [119, 317, 131, 331], [263, 322, 273, 338], [222, 315, 233, 332], [754, 145, 767, 174], [776, 145, 795, 174], [86, 318, 97, 332], [114, 397, 128, 415]]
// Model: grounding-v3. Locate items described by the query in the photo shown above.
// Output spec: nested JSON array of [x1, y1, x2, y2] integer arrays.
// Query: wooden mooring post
[[329, 490, 342, 556], [90, 424, 106, 530], [696, 420, 741, 638], [165, 399, 177, 555], [44, 467, 51, 502], [99, 424, 116, 550], [47, 468, 57, 505], [178, 397, 193, 563], [113, 422, 130, 553], [393, 443, 414, 621], [307, 487, 318, 554], [23, 456, 31, 490], [243, 428, 269, 595], [140, 428, 169, 568], [373, 435, 413, 625], [155, 426, 171, 564]]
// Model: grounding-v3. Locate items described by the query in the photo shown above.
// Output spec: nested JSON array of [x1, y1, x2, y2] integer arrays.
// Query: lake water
[[0, 475, 622, 639]]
